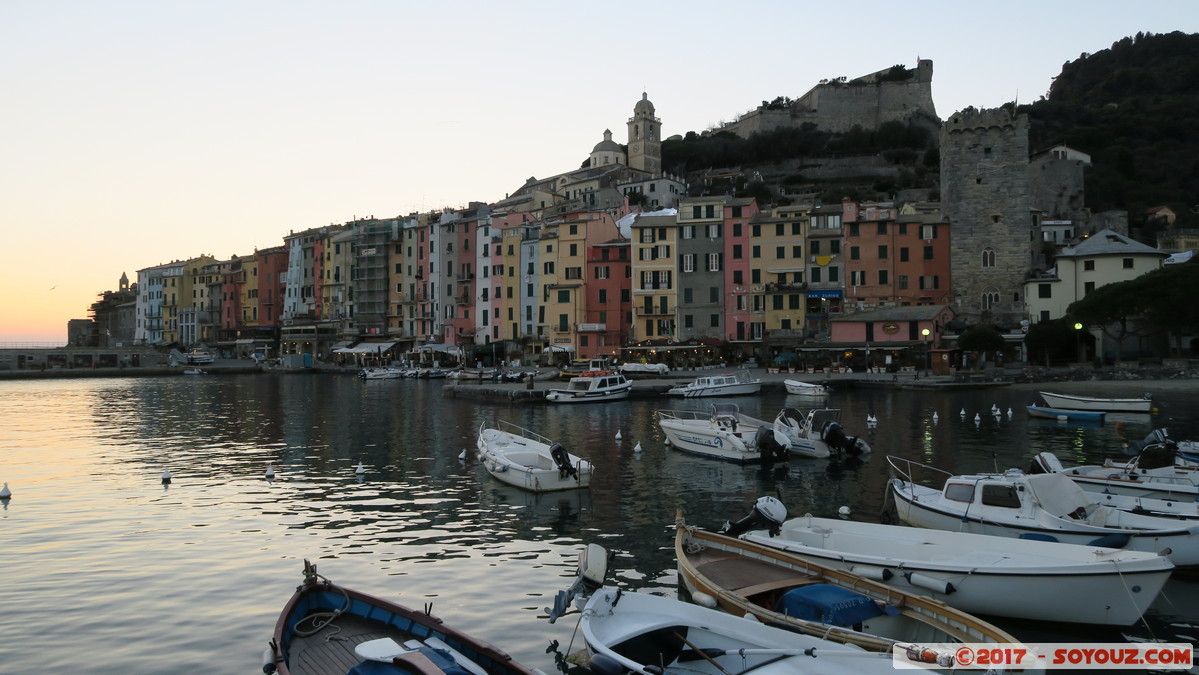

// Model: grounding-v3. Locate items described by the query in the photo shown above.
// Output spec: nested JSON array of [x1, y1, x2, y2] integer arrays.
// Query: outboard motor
[[1137, 441, 1178, 471], [547, 543, 609, 623], [754, 426, 789, 468], [821, 421, 864, 457], [1124, 428, 1170, 456], [550, 443, 578, 480], [720, 496, 788, 538]]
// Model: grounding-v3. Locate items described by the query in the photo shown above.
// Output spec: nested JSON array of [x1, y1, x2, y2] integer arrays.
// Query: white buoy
[[932, 412, 939, 422], [355, 462, 366, 475], [974, 413, 981, 422], [615, 430, 622, 441], [634, 442, 642, 453], [1007, 408, 1014, 418], [161, 469, 172, 484], [265, 464, 276, 479], [837, 505, 851, 517], [960, 408, 966, 417], [457, 449, 467, 460], [0, 482, 10, 499]]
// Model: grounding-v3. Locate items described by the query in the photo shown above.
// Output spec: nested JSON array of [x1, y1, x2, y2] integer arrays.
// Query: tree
[[1024, 319, 1078, 366], [957, 325, 1008, 365], [1067, 279, 1150, 360]]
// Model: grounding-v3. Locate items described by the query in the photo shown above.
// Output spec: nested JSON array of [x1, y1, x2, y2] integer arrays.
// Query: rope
[[293, 573, 351, 640]]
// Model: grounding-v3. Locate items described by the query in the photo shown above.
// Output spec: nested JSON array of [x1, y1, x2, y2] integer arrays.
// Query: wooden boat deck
[[688, 546, 819, 600], [287, 614, 393, 675]]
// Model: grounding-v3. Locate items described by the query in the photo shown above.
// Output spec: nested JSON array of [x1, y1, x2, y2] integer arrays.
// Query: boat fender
[[849, 565, 893, 581], [904, 571, 955, 595], [1088, 533, 1131, 548], [691, 591, 718, 608], [262, 645, 278, 674]]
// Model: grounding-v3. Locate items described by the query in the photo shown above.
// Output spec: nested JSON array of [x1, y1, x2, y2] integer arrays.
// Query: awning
[[334, 341, 398, 354], [331, 341, 352, 350], [415, 343, 462, 355], [545, 345, 575, 353], [235, 338, 255, 345]]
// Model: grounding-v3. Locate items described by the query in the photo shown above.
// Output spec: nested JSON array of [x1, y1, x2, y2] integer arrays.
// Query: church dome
[[592, 129, 621, 153], [633, 92, 655, 115]]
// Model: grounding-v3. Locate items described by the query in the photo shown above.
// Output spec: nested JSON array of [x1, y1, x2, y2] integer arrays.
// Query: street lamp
[[921, 327, 931, 376], [1073, 322, 1084, 364]]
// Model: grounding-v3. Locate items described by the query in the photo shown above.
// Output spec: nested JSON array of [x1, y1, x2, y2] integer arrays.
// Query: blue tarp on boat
[[774, 584, 892, 627]]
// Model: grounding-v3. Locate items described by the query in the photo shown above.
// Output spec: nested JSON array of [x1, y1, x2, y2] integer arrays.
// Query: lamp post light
[[921, 327, 931, 376]]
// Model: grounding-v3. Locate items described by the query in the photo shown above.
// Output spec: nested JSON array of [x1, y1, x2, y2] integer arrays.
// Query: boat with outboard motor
[[783, 379, 828, 397], [264, 559, 542, 675], [545, 370, 631, 404], [888, 456, 1199, 568], [731, 497, 1172, 626], [545, 544, 916, 675], [1028, 445, 1199, 500], [476, 420, 592, 492], [676, 508, 1026, 658], [657, 404, 869, 464]]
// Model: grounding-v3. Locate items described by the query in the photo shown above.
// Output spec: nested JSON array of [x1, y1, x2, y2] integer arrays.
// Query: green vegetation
[[1069, 260, 1199, 356], [1024, 31, 1199, 228]]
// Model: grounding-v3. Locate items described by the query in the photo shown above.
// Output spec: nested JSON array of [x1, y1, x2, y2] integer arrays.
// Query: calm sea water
[[2, 374, 1198, 673]]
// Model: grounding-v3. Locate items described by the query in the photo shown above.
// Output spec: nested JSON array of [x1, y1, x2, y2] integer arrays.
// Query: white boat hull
[[742, 516, 1171, 626], [657, 416, 762, 463], [1040, 391, 1152, 413], [783, 379, 828, 396], [581, 589, 895, 675], [890, 479, 1199, 567], [476, 424, 592, 492]]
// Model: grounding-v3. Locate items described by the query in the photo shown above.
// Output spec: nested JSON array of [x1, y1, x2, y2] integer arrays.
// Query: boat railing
[[489, 419, 559, 449], [886, 455, 954, 488], [657, 408, 718, 422]]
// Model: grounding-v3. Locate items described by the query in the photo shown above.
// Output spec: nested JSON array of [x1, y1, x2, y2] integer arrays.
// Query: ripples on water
[[2, 375, 1198, 673]]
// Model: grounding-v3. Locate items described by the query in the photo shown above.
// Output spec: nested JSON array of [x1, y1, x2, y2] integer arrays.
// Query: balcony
[[765, 282, 808, 293]]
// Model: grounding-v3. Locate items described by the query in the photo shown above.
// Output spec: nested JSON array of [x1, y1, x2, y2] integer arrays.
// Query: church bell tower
[[627, 92, 661, 174]]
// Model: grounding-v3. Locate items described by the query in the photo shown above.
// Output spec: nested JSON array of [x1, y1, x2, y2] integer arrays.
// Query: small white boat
[[182, 368, 207, 376], [545, 370, 632, 404], [618, 362, 669, 376], [476, 420, 592, 492], [657, 404, 791, 464], [733, 498, 1172, 626], [1028, 448, 1199, 499], [546, 544, 902, 675], [667, 369, 761, 398], [783, 379, 828, 396], [773, 407, 871, 459], [888, 456, 1199, 568], [185, 349, 215, 365], [1039, 390, 1152, 413], [358, 366, 404, 380]]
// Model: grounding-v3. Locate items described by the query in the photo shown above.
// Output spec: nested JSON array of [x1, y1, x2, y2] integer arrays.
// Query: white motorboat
[[476, 420, 592, 492], [783, 379, 829, 396], [1039, 390, 1153, 413], [657, 405, 868, 463], [667, 369, 761, 398], [185, 349, 215, 365], [358, 366, 404, 380], [887, 456, 1199, 568], [773, 407, 871, 459], [1028, 448, 1199, 499], [546, 544, 903, 675], [545, 370, 632, 404], [732, 498, 1172, 626]]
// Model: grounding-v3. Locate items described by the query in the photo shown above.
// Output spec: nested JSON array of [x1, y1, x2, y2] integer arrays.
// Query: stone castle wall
[[724, 60, 938, 137]]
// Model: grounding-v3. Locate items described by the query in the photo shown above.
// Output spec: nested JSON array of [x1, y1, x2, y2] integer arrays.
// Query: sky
[[2, 1, 1195, 343]]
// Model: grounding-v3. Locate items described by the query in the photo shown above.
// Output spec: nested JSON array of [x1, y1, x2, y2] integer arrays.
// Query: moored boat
[[667, 369, 761, 398], [675, 512, 1027, 660], [546, 544, 904, 675], [1028, 448, 1199, 500], [888, 456, 1199, 567], [783, 379, 829, 396], [1026, 404, 1106, 422], [656, 404, 791, 464], [732, 497, 1172, 625], [476, 420, 593, 492], [545, 370, 631, 404], [1039, 390, 1153, 413], [358, 366, 404, 380], [265, 559, 541, 675]]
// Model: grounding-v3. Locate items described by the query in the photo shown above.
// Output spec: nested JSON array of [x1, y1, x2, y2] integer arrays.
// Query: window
[[982, 291, 1000, 309], [692, 205, 701, 219], [944, 483, 975, 503], [850, 246, 860, 260], [710, 314, 719, 327], [1083, 260, 1095, 271], [1123, 258, 1134, 269], [706, 224, 720, 238], [877, 270, 889, 285], [810, 267, 821, 283], [981, 484, 1021, 508], [877, 222, 887, 235], [921, 224, 936, 239], [595, 266, 610, 280], [598, 289, 608, 303], [656, 244, 670, 259], [683, 288, 693, 303], [565, 267, 582, 280], [1084, 281, 1095, 295], [569, 243, 578, 256], [848, 223, 859, 237], [920, 275, 939, 290], [752, 245, 761, 258], [776, 246, 785, 259], [732, 270, 743, 284], [543, 261, 555, 274], [1038, 283, 1051, 298], [709, 287, 718, 302], [878, 245, 888, 260], [982, 247, 996, 268], [900, 248, 909, 262], [733, 244, 743, 259], [705, 205, 715, 218], [851, 270, 866, 286], [706, 252, 722, 272], [681, 225, 695, 239], [898, 275, 908, 290], [775, 223, 785, 237], [924, 246, 934, 260], [792, 245, 802, 258], [684, 314, 694, 328], [682, 254, 695, 272]]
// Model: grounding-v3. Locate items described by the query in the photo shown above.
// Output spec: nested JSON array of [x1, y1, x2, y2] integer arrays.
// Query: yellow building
[[630, 212, 679, 341]]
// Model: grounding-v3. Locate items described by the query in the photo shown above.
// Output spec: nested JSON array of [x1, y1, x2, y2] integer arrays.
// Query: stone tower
[[627, 92, 661, 173], [941, 107, 1032, 329]]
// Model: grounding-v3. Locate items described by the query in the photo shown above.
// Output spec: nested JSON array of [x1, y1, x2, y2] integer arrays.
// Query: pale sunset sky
[[2, 1, 1195, 343]]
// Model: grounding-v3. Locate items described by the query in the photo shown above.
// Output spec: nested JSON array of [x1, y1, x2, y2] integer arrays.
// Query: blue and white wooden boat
[[1026, 404, 1106, 423], [265, 560, 540, 675]]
